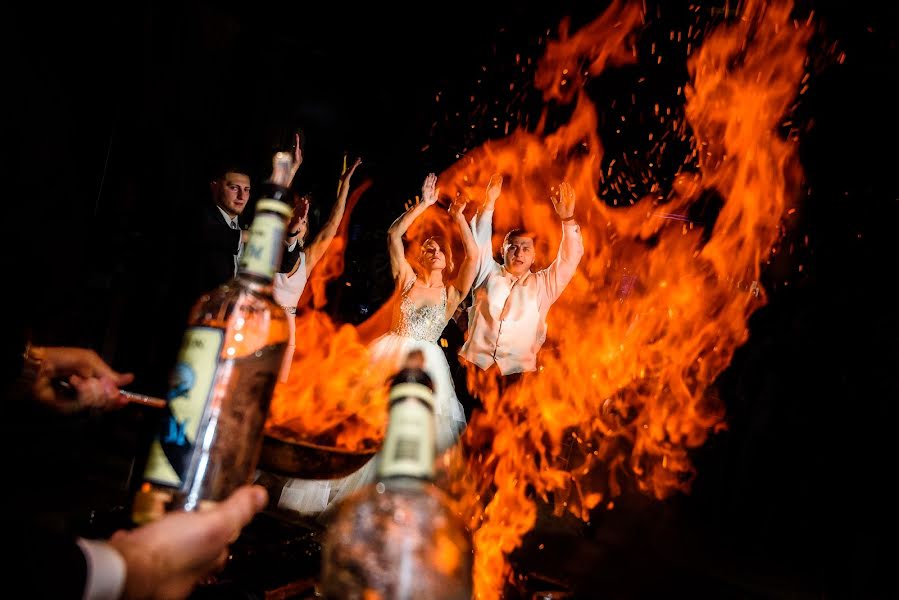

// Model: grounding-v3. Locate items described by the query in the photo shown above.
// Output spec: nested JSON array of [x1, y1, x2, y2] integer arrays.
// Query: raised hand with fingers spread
[[421, 172, 439, 207], [551, 181, 576, 221], [483, 173, 503, 213]]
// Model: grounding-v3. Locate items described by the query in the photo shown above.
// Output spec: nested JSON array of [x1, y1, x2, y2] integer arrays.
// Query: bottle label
[[142, 326, 224, 487], [239, 211, 285, 279], [379, 387, 436, 480]]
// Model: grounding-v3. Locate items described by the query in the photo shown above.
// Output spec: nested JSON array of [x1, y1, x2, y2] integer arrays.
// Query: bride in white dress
[[279, 172, 480, 517], [366, 171, 479, 454]]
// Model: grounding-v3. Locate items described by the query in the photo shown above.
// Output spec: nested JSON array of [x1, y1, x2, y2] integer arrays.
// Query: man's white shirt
[[459, 209, 584, 375]]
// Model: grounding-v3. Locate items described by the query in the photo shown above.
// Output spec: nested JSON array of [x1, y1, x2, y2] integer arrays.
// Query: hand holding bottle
[[134, 151, 294, 523], [112, 485, 267, 600]]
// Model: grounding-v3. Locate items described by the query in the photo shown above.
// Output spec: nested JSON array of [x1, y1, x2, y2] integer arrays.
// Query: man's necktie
[[231, 220, 242, 275]]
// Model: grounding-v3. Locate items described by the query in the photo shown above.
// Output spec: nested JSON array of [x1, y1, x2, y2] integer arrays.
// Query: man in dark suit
[[179, 144, 304, 306], [147, 149, 303, 394], [135, 163, 255, 398], [178, 164, 250, 305]]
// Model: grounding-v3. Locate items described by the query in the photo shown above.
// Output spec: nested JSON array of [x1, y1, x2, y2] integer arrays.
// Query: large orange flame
[[266, 310, 389, 450], [267, 0, 811, 596], [437, 1, 810, 596]]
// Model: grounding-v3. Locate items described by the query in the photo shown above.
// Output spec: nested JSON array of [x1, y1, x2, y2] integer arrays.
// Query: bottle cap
[[389, 351, 434, 410], [391, 350, 432, 388]]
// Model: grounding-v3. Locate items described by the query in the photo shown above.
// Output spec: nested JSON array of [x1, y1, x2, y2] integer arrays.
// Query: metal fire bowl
[[259, 426, 379, 480]]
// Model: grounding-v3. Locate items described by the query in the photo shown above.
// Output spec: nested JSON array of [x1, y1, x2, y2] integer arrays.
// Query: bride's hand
[[448, 196, 468, 220], [421, 173, 438, 207]]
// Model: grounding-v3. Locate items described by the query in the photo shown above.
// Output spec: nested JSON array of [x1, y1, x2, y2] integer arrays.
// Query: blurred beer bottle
[[132, 152, 296, 523], [320, 353, 473, 599]]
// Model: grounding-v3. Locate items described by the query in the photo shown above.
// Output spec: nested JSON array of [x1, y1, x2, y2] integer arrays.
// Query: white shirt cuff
[[77, 538, 126, 600]]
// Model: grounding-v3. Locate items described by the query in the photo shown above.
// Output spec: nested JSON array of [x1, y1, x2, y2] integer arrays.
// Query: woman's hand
[[421, 173, 439, 207], [449, 196, 468, 221]]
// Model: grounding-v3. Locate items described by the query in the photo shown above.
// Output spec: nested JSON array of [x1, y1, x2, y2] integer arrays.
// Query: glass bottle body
[[321, 478, 473, 600], [133, 193, 293, 524], [320, 365, 473, 600], [133, 279, 289, 522]]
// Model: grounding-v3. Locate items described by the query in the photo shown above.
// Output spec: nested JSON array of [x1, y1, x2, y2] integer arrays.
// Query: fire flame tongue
[[267, 311, 389, 451], [264, 0, 810, 596], [435, 1, 811, 597]]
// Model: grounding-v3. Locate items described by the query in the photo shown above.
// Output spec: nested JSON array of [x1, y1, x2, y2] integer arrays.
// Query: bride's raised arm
[[445, 197, 479, 320], [387, 173, 438, 291]]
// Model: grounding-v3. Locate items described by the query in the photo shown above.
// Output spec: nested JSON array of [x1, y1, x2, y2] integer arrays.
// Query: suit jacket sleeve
[[11, 529, 89, 599], [175, 203, 242, 302]]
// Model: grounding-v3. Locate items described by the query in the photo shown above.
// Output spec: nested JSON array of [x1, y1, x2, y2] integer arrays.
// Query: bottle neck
[[377, 382, 436, 481], [237, 196, 292, 281]]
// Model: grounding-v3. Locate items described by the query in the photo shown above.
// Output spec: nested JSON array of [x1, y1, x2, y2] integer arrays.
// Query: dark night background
[[2, 1, 896, 598]]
